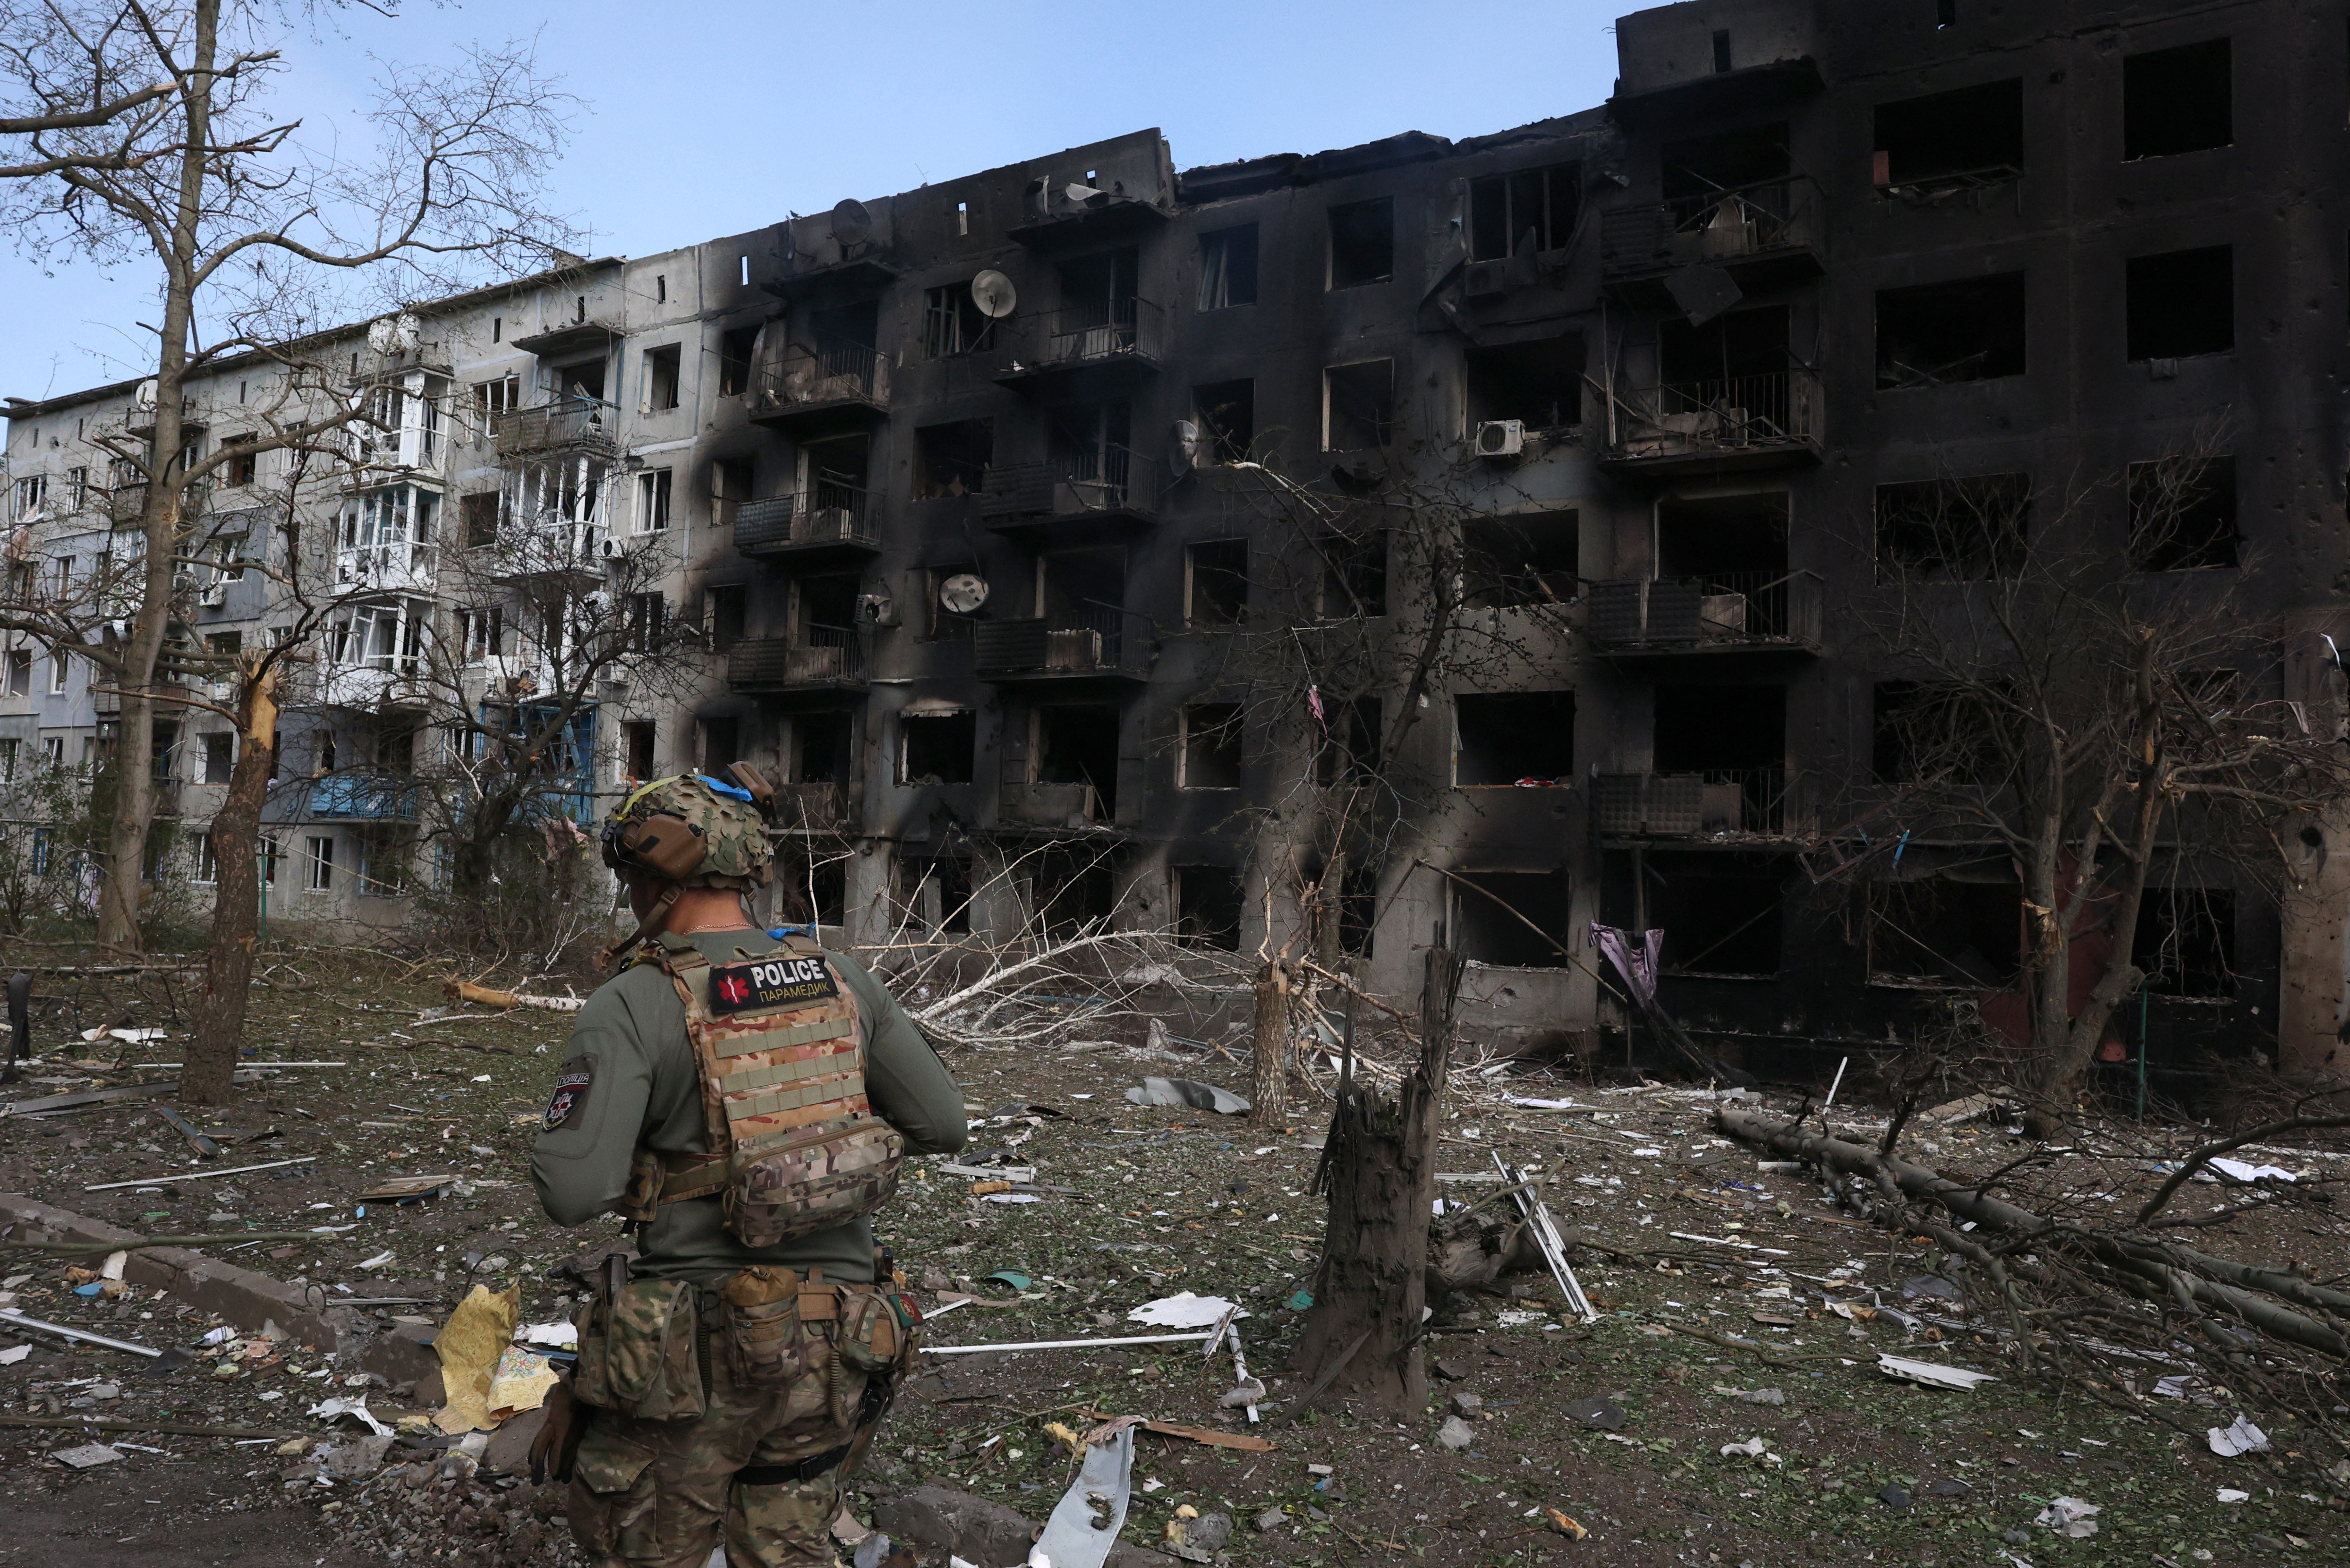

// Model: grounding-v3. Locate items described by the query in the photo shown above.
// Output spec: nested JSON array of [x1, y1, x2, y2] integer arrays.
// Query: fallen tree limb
[[441, 980, 582, 1014]]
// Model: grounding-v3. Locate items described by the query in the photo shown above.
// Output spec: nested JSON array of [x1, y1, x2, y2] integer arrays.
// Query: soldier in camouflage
[[533, 769, 966, 1567]]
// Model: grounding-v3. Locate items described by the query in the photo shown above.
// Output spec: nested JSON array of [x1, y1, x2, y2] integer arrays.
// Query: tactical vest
[[620, 931, 905, 1246]]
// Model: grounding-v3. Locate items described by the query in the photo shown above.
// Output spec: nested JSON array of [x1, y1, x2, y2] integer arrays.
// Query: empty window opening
[[792, 712, 852, 784], [1655, 493, 1790, 631], [795, 572, 861, 642], [1175, 865, 1243, 950], [718, 325, 761, 397], [1324, 359, 1396, 451], [1658, 305, 1786, 393], [356, 829, 415, 895], [1466, 335, 1582, 431], [642, 345, 681, 411], [901, 708, 976, 784], [1338, 860, 1379, 957], [556, 357, 606, 402], [916, 419, 993, 499], [1463, 514, 1577, 609], [1452, 869, 1571, 968], [1875, 273, 2026, 387], [707, 584, 747, 650], [1197, 224, 1260, 310], [1470, 162, 1582, 262], [1711, 28, 1732, 73], [1036, 703, 1121, 818], [1660, 124, 1789, 216], [1867, 870, 2020, 986], [2124, 39, 2231, 159], [1327, 197, 1394, 289], [1319, 527, 1388, 617], [954, 200, 970, 237], [1875, 473, 2029, 580], [1030, 848, 1115, 936], [1038, 545, 1125, 629], [711, 458, 754, 531], [1048, 401, 1133, 494], [203, 732, 234, 785], [920, 283, 994, 359], [1315, 696, 1383, 788], [801, 433, 870, 508], [698, 715, 739, 772], [621, 720, 656, 782], [925, 858, 973, 933], [1650, 852, 1785, 976], [1182, 702, 1243, 789], [1194, 379, 1254, 463], [655, 274, 666, 304], [2139, 886, 2236, 997], [1872, 78, 2023, 188], [2125, 246, 2232, 360], [806, 299, 880, 358], [1057, 247, 1139, 331], [1655, 682, 1786, 832], [1186, 539, 1249, 626], [779, 848, 846, 928], [1873, 681, 2006, 787], [2129, 454, 2238, 571], [1456, 692, 1574, 786]]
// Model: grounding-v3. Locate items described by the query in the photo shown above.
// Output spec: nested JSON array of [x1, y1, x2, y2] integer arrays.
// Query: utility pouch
[[834, 1286, 907, 1377], [590, 1278, 705, 1422], [720, 1265, 812, 1389]]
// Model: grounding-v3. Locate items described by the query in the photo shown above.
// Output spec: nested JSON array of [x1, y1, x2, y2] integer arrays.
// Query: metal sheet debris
[[1876, 1354, 1996, 1391]]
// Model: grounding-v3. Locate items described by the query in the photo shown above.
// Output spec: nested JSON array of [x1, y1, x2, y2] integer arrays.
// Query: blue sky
[[0, 0, 1631, 401]]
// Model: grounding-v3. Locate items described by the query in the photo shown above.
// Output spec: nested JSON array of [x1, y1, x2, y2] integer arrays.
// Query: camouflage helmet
[[600, 770, 775, 892]]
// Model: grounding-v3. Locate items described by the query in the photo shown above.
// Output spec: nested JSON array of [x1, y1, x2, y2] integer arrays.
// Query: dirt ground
[[0, 949, 2344, 1567]]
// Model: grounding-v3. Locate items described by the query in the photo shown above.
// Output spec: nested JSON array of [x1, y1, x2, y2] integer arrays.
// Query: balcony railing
[[1592, 767, 1797, 838], [1586, 570, 1822, 654], [973, 603, 1144, 679], [295, 772, 420, 822], [493, 397, 619, 459], [980, 445, 1156, 524], [745, 341, 889, 426], [732, 484, 879, 555], [997, 298, 1163, 385], [770, 781, 852, 831], [335, 541, 437, 592], [1599, 367, 1822, 469], [999, 780, 1109, 830], [1600, 177, 1821, 279], [726, 625, 866, 691]]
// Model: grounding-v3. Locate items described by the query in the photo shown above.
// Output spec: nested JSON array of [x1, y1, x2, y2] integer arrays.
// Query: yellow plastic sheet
[[433, 1283, 519, 1434]]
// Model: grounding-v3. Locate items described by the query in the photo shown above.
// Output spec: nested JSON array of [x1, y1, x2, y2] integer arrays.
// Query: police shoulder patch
[[542, 1056, 594, 1132], [708, 953, 840, 1016]]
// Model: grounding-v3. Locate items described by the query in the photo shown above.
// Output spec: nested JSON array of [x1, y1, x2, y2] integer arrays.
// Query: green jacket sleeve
[[833, 950, 968, 1157], [531, 976, 659, 1227]]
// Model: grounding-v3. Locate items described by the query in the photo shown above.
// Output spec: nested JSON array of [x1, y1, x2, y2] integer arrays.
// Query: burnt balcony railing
[[980, 444, 1156, 524], [771, 781, 852, 831], [999, 780, 1108, 830], [1592, 767, 1797, 839], [726, 625, 866, 692], [997, 298, 1163, 387], [733, 483, 880, 555], [1586, 570, 1822, 655], [1599, 367, 1822, 470], [494, 397, 619, 459], [745, 341, 889, 427], [1600, 177, 1822, 279], [973, 603, 1145, 679]]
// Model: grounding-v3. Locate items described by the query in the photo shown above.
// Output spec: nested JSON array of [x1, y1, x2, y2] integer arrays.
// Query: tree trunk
[[1249, 960, 1290, 1124], [1287, 944, 1462, 1416], [182, 668, 278, 1106]]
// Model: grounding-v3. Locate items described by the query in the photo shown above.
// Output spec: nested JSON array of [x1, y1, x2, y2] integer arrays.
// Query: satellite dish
[[366, 316, 396, 355], [938, 573, 989, 614], [392, 311, 422, 350], [136, 378, 158, 409], [970, 270, 1017, 319], [831, 197, 874, 247], [1064, 182, 1104, 206]]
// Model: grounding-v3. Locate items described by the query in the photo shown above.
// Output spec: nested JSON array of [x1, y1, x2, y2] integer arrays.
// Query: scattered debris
[[1126, 1293, 1244, 1329], [82, 1155, 317, 1193], [1562, 1396, 1626, 1432], [431, 1282, 519, 1434], [1876, 1355, 1996, 1392], [51, 1443, 123, 1469], [441, 980, 582, 1013], [1435, 1415, 1476, 1450], [2206, 1416, 2269, 1457], [2034, 1497, 2101, 1538], [354, 1174, 459, 1204], [1124, 1078, 1249, 1115], [1543, 1507, 1588, 1540]]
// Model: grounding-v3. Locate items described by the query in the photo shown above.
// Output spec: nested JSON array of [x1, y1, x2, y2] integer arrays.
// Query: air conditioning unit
[[855, 592, 898, 628], [1474, 419, 1525, 459], [197, 582, 227, 608], [1462, 260, 1509, 299], [598, 537, 624, 560]]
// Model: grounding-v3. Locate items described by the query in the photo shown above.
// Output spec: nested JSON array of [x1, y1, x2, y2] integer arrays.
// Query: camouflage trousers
[[567, 1307, 867, 1568]]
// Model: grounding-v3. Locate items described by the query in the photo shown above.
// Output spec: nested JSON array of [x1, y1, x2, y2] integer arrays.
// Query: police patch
[[708, 954, 839, 1016], [543, 1059, 593, 1131]]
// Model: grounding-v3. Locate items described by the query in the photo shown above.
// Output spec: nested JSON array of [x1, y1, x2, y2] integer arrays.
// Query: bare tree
[[0, 0, 574, 950]]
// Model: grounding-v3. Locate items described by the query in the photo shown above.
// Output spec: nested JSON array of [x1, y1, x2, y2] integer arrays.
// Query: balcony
[[319, 657, 430, 711], [743, 342, 889, 435], [287, 772, 420, 823], [979, 447, 1157, 539], [335, 541, 437, 595], [493, 398, 619, 460], [508, 318, 622, 360], [490, 517, 607, 583], [973, 605, 1148, 682], [770, 781, 854, 832], [1586, 571, 1822, 659], [1597, 368, 1822, 477], [764, 251, 899, 300], [733, 485, 881, 562], [726, 626, 867, 697], [1005, 192, 1170, 249], [1600, 178, 1823, 292], [998, 780, 1114, 832], [995, 299, 1163, 394], [1592, 768, 1801, 841]]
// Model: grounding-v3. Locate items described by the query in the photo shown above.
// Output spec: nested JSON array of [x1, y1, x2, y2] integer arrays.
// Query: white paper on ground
[[1876, 1354, 1996, 1391], [1128, 1292, 1246, 1328], [2207, 1415, 2269, 1457]]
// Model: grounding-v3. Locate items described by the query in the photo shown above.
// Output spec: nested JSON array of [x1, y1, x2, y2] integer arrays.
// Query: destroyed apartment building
[[4, 0, 2347, 1083]]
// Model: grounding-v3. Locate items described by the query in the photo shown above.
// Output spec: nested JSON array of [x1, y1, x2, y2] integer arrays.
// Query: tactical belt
[[734, 1443, 851, 1486]]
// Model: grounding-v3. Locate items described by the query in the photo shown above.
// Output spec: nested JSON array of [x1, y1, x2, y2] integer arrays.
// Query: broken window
[[1174, 865, 1243, 950], [712, 458, 753, 532], [1450, 869, 1571, 968], [698, 715, 738, 771], [778, 847, 847, 928], [1193, 379, 1255, 463], [621, 720, 656, 782], [707, 584, 746, 650], [796, 572, 861, 640], [1031, 847, 1115, 936], [1455, 692, 1575, 787], [1036, 703, 1120, 818], [1338, 860, 1378, 957], [2138, 886, 2236, 997], [1654, 682, 1787, 831], [718, 325, 761, 397], [792, 711, 852, 784], [1875, 474, 2030, 580], [1314, 696, 1382, 788], [1466, 336, 1582, 432], [2125, 246, 2232, 360], [1327, 197, 1394, 289], [1661, 124, 1790, 217], [1875, 273, 2026, 387], [2124, 39, 2231, 159], [806, 299, 879, 356], [1181, 703, 1243, 789], [901, 708, 976, 784], [2129, 454, 2238, 571], [1324, 359, 1396, 451], [460, 491, 500, 549], [1866, 870, 2020, 986], [920, 283, 994, 360], [1049, 401, 1133, 492], [1871, 78, 2024, 188], [643, 344, 681, 412], [1186, 539, 1249, 627], [1197, 224, 1259, 310], [203, 732, 233, 785], [916, 419, 992, 499], [1319, 527, 1388, 617], [1649, 852, 1786, 977], [1470, 162, 1581, 262], [1462, 514, 1577, 609]]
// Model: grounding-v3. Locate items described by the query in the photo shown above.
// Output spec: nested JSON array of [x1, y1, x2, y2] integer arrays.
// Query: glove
[[530, 1377, 588, 1485]]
